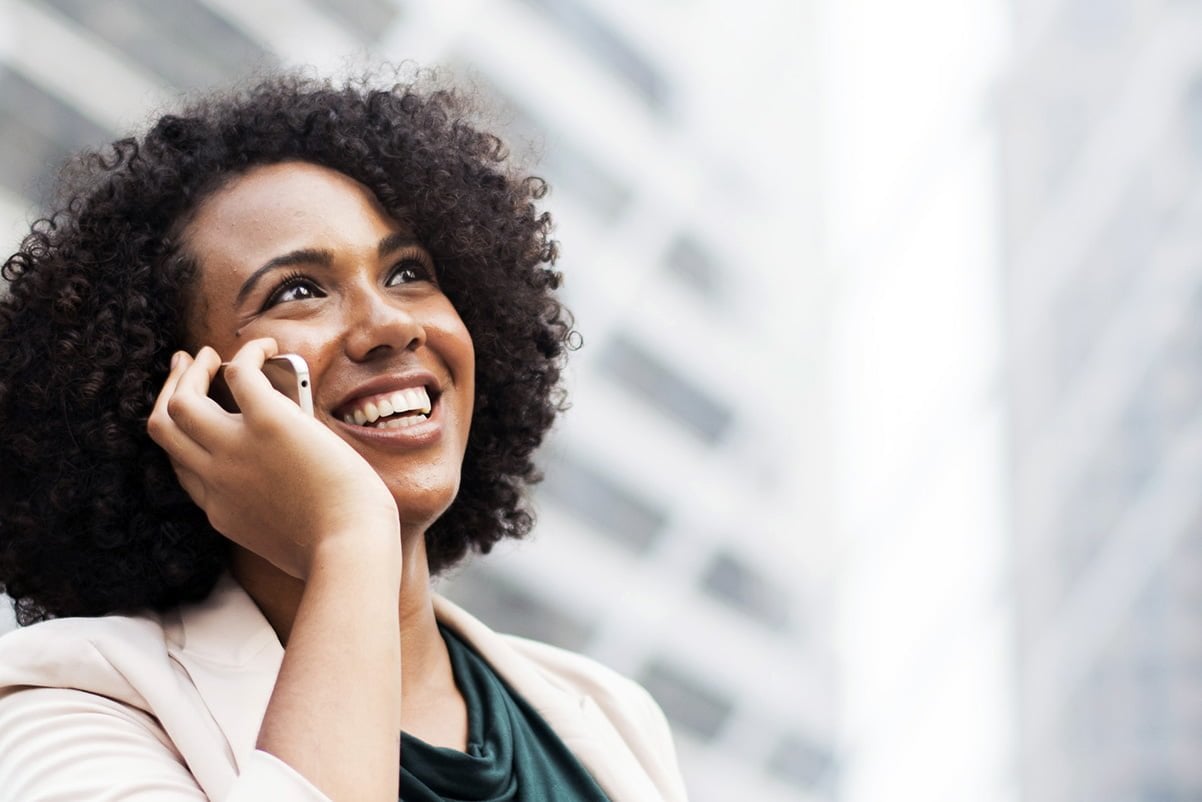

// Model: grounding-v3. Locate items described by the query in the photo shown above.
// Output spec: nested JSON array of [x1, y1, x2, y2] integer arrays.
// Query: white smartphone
[[210, 354, 314, 416]]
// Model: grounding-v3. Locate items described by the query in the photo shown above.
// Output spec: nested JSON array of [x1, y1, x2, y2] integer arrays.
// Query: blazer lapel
[[165, 574, 284, 777], [433, 595, 666, 802], [160, 580, 668, 801], [0, 576, 281, 802]]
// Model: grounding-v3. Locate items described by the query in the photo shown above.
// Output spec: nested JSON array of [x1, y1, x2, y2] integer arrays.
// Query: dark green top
[[399, 626, 612, 802]]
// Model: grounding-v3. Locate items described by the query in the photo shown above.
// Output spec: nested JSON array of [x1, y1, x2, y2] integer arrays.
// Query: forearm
[[255, 538, 402, 802]]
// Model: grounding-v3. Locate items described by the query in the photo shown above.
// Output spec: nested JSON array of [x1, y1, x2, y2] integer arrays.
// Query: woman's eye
[[264, 275, 325, 309], [386, 259, 435, 287]]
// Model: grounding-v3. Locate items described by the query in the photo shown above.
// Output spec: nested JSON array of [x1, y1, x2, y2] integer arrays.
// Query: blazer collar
[[165, 573, 284, 775], [168, 578, 663, 802], [432, 595, 666, 802]]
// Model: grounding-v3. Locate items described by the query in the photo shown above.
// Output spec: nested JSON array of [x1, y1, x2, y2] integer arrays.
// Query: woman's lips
[[331, 391, 444, 448], [331, 370, 440, 419], [340, 386, 433, 426]]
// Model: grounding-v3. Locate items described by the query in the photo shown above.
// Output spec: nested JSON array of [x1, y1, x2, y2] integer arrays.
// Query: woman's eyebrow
[[235, 248, 332, 307], [378, 232, 421, 256]]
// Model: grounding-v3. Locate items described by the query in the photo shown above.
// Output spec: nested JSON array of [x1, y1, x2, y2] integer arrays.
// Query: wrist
[[308, 524, 402, 585]]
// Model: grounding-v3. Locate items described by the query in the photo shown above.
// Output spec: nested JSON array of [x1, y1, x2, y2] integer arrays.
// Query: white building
[[1003, 1, 1202, 800], [819, 1, 1018, 801]]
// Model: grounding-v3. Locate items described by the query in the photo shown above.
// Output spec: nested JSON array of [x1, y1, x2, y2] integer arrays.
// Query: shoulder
[[500, 634, 665, 726], [0, 614, 199, 800], [434, 593, 689, 801], [0, 581, 291, 800], [433, 593, 670, 731], [506, 635, 687, 793], [434, 594, 659, 723], [0, 611, 173, 711]]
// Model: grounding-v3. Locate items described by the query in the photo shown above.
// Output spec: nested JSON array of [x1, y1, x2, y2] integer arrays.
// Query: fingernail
[[170, 352, 181, 369]]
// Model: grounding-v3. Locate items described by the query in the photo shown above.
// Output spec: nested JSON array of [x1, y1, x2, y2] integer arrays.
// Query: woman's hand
[[147, 338, 401, 579], [152, 339, 404, 801]]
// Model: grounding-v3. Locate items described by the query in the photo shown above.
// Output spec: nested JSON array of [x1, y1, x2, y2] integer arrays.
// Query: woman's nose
[[343, 288, 426, 362]]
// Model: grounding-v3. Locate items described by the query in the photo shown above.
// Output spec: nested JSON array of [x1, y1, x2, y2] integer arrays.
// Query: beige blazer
[[0, 575, 688, 801]]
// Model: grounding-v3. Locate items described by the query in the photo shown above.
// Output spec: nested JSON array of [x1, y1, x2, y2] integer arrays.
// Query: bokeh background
[[0, 1, 1197, 801]]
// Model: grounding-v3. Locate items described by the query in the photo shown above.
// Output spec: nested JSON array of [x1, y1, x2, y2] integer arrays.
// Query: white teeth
[[389, 387, 431, 415], [343, 386, 434, 426], [388, 391, 407, 415], [376, 415, 425, 430]]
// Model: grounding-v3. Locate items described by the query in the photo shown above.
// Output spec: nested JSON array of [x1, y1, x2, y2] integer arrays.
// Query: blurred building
[[0, 2, 831, 800], [1002, 1, 1202, 800], [819, 2, 1017, 801]]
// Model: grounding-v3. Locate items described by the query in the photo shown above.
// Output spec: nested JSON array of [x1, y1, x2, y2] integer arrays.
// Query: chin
[[389, 482, 459, 532]]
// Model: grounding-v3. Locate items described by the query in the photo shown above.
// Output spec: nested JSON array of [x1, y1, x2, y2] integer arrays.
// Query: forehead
[[182, 161, 403, 269]]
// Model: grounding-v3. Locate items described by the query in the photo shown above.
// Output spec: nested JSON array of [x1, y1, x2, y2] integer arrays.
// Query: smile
[[340, 386, 433, 428]]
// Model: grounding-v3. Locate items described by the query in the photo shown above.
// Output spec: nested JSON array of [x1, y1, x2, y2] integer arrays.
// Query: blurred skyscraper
[[0, 2, 829, 801], [1002, 1, 1202, 800], [818, 2, 1017, 801]]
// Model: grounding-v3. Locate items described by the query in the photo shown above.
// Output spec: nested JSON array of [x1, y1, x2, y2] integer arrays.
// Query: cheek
[[236, 319, 338, 362], [426, 297, 474, 365], [433, 311, 475, 432], [182, 277, 237, 355], [447, 321, 475, 397], [457, 327, 475, 378], [443, 308, 475, 370]]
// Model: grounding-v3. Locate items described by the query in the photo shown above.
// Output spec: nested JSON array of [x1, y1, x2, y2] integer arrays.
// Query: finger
[[148, 352, 211, 463], [153, 419, 212, 470], [149, 350, 191, 425], [168, 347, 236, 445], [223, 338, 290, 418], [168, 460, 207, 508], [173, 345, 223, 399], [159, 350, 190, 396]]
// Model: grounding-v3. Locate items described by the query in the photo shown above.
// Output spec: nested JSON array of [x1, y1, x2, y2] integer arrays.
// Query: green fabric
[[399, 626, 611, 802]]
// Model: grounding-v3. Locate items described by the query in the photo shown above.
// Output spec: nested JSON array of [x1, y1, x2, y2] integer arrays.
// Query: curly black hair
[[0, 70, 571, 625]]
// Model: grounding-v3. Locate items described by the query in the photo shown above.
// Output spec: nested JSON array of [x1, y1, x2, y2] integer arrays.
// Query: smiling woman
[[0, 72, 687, 802]]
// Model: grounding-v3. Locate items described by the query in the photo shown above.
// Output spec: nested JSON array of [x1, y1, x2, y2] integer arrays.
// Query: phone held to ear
[[210, 354, 314, 416]]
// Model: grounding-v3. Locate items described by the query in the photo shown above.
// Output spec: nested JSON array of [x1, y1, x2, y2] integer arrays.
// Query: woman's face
[[182, 161, 475, 529]]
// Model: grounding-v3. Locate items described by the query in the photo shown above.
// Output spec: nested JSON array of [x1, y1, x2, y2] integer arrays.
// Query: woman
[[0, 72, 687, 801]]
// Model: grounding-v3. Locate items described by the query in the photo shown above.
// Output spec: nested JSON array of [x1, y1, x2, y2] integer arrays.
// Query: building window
[[664, 234, 724, 301], [1057, 0, 1130, 45], [1184, 74, 1202, 162], [538, 450, 668, 552], [446, 65, 632, 221], [538, 132, 631, 221], [637, 658, 734, 741], [516, 0, 670, 113], [700, 550, 792, 632], [597, 334, 733, 444], [0, 67, 111, 204], [767, 731, 836, 793], [44, 0, 274, 89], [307, 0, 399, 42], [440, 564, 594, 652]]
